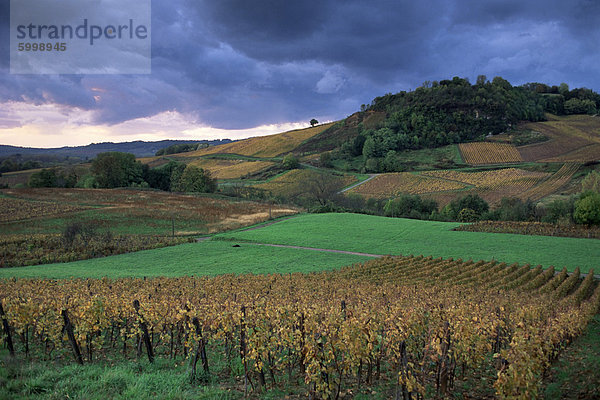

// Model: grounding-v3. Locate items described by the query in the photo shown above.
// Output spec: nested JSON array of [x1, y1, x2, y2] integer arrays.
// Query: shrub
[[574, 192, 600, 225]]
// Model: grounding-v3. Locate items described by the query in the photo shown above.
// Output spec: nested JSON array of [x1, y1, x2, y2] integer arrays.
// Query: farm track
[[250, 242, 384, 258], [339, 174, 378, 193]]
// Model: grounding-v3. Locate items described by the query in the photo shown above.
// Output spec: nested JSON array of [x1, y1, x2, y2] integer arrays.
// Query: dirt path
[[195, 215, 298, 242], [339, 174, 378, 193], [249, 243, 385, 257], [238, 215, 298, 231]]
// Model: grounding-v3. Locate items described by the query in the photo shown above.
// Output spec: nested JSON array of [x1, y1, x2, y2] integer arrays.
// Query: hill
[[0, 139, 233, 159], [179, 123, 334, 158]]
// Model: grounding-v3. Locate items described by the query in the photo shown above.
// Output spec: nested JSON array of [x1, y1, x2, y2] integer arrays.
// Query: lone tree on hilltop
[[310, 118, 318, 127]]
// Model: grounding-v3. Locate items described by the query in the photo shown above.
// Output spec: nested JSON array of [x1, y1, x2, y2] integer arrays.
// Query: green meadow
[[216, 213, 600, 273], [0, 240, 369, 279]]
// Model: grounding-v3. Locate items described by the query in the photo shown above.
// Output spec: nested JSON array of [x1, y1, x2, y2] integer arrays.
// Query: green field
[[216, 213, 600, 273], [0, 240, 369, 279], [3, 212, 598, 278]]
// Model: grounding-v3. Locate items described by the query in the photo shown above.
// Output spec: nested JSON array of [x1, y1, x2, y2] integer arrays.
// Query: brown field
[[179, 123, 335, 158], [0, 196, 90, 222], [0, 188, 299, 234], [188, 159, 274, 179], [542, 143, 600, 163], [459, 142, 523, 165], [518, 115, 600, 162], [348, 172, 467, 198], [254, 169, 356, 197]]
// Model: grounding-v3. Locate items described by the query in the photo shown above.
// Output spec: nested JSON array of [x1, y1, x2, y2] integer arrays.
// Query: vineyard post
[[189, 317, 209, 383], [61, 309, 84, 365], [240, 305, 252, 396], [0, 302, 15, 357], [133, 299, 154, 363]]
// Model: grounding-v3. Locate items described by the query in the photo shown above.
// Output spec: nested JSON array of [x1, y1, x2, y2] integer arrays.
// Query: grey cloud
[[1, 0, 599, 133]]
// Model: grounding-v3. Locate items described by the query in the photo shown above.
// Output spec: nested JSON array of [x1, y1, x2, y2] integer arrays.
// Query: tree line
[[28, 152, 216, 193]]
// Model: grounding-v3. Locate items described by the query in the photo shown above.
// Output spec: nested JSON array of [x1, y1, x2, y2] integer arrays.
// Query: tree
[[282, 154, 299, 170], [310, 118, 318, 127], [384, 194, 437, 219], [457, 208, 478, 222], [574, 192, 600, 225], [90, 152, 144, 188], [305, 172, 341, 206], [145, 160, 186, 191], [443, 194, 489, 220], [319, 152, 332, 168], [582, 171, 600, 193], [28, 168, 58, 187], [171, 165, 216, 193]]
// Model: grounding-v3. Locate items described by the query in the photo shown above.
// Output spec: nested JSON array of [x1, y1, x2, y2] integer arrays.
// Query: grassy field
[[0, 354, 230, 400], [0, 240, 370, 279], [216, 213, 600, 273]]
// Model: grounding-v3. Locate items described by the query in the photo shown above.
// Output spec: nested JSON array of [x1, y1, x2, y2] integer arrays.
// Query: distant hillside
[[300, 77, 600, 173], [0, 139, 233, 159], [178, 124, 334, 158]]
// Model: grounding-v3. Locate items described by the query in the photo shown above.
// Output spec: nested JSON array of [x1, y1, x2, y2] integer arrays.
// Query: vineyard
[[253, 169, 357, 198], [180, 123, 335, 158], [518, 115, 600, 162], [188, 159, 274, 179], [1, 257, 598, 399], [458, 143, 523, 165], [542, 143, 600, 163], [0, 196, 90, 223], [517, 163, 580, 202], [421, 168, 548, 189], [0, 189, 299, 235], [0, 234, 193, 268], [455, 221, 600, 239], [347, 173, 466, 198], [419, 165, 579, 206]]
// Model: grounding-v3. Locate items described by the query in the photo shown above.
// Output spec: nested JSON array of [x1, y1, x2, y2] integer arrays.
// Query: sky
[[1, 0, 600, 148]]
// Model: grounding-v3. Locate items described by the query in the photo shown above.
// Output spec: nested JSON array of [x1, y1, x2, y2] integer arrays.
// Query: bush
[[384, 194, 438, 219], [484, 197, 536, 221], [443, 194, 489, 221], [574, 192, 600, 225], [62, 222, 98, 246], [282, 154, 299, 170], [28, 169, 58, 188], [542, 197, 575, 224], [171, 165, 216, 193], [458, 208, 478, 222]]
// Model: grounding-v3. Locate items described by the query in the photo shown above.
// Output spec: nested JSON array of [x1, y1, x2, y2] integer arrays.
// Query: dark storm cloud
[[1, 0, 599, 131]]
